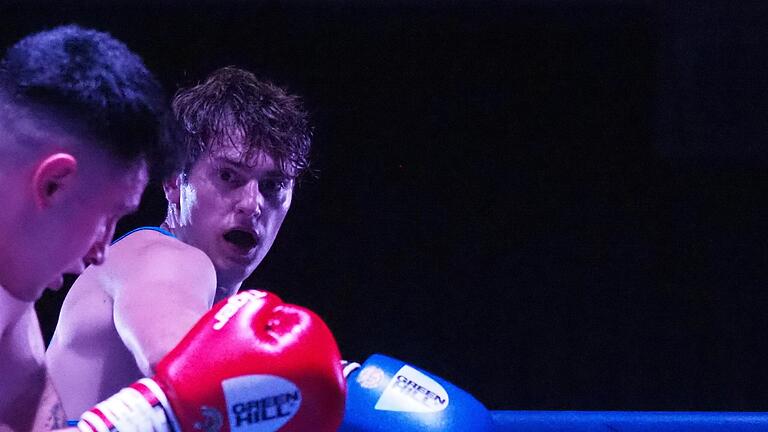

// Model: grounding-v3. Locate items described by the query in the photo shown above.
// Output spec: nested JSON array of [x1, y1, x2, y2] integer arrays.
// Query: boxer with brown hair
[[48, 66, 319, 421]]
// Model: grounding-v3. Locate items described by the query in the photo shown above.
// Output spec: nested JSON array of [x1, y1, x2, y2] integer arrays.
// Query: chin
[[236, 261, 262, 282], [214, 260, 247, 279], [12, 285, 45, 303]]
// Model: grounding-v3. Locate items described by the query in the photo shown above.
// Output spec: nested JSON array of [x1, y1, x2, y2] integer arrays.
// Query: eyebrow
[[215, 155, 246, 166]]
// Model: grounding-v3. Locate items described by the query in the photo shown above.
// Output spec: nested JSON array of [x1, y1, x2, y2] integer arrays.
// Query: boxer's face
[[32, 158, 148, 300], [172, 144, 293, 289], [5, 155, 147, 302]]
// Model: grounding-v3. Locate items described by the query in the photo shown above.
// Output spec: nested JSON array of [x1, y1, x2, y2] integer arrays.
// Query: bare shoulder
[[100, 230, 216, 295], [0, 306, 44, 368], [109, 229, 204, 263]]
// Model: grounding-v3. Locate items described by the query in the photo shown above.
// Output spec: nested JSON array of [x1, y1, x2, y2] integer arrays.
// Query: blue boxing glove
[[340, 354, 494, 431]]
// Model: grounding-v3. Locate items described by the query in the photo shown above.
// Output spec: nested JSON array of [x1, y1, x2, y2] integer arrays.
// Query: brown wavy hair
[[171, 66, 312, 180]]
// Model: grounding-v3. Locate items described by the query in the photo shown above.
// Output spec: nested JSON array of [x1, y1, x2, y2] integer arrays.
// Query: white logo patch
[[222, 375, 302, 431], [356, 366, 386, 389], [374, 365, 450, 413], [213, 290, 266, 330]]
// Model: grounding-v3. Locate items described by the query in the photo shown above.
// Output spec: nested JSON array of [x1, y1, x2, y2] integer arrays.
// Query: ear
[[32, 153, 78, 209], [162, 171, 183, 205]]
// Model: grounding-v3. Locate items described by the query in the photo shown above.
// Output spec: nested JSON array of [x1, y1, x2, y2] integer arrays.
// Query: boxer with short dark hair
[[47, 67, 316, 420], [0, 25, 169, 430]]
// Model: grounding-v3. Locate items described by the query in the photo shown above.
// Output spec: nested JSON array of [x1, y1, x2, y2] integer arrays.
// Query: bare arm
[[0, 306, 68, 431], [108, 242, 217, 376]]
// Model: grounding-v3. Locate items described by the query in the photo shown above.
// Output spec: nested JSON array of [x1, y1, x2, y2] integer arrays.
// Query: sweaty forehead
[[206, 144, 286, 175]]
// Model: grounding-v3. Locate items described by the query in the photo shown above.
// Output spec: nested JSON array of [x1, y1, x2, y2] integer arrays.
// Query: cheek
[[77, 216, 105, 245], [266, 197, 292, 229], [271, 189, 293, 214], [57, 217, 100, 264], [283, 191, 293, 210], [67, 201, 102, 242]]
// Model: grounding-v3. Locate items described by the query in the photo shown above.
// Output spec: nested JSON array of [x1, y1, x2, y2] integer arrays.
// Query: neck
[[214, 280, 242, 304], [159, 218, 175, 233], [161, 202, 183, 232]]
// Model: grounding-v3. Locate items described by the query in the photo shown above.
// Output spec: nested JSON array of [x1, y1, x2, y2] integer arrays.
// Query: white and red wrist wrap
[[77, 378, 181, 432]]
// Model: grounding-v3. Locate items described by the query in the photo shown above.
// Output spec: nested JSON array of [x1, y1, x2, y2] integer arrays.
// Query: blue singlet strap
[[112, 226, 175, 245]]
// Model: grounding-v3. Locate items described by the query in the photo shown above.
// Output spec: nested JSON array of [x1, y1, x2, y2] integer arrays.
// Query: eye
[[261, 178, 289, 193], [219, 168, 237, 183]]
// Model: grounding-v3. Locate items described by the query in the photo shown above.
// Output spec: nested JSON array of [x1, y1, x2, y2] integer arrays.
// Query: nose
[[83, 219, 117, 266], [83, 243, 106, 266], [235, 179, 263, 218]]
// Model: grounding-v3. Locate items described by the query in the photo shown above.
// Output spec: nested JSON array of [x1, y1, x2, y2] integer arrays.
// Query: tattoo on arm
[[44, 401, 68, 429]]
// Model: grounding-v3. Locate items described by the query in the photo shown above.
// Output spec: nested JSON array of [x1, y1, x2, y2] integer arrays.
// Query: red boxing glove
[[78, 290, 346, 432]]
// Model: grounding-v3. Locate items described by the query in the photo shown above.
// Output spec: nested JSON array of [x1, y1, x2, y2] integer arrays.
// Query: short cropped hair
[[171, 66, 312, 181], [0, 24, 174, 177]]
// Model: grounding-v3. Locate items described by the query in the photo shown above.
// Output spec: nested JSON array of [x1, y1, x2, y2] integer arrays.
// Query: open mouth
[[223, 229, 258, 251]]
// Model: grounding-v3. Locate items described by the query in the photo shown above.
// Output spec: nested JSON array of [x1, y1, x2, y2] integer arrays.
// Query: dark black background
[[6, 0, 768, 411]]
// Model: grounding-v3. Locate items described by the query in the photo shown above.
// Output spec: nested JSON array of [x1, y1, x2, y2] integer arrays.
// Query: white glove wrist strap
[[77, 378, 181, 432], [341, 359, 361, 379]]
